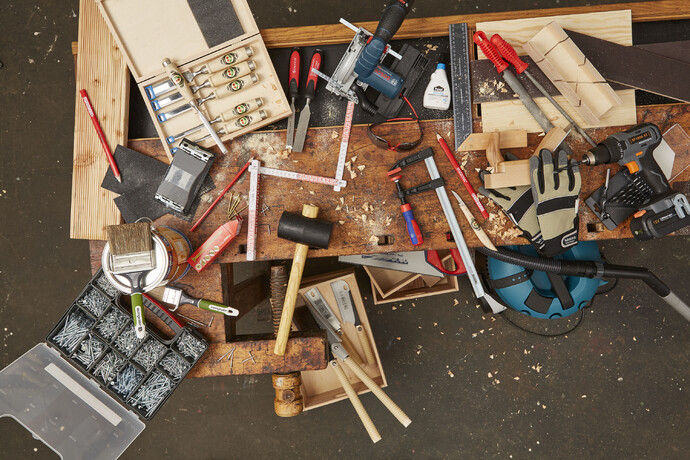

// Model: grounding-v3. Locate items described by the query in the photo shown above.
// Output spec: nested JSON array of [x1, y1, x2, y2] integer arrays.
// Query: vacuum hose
[[476, 247, 690, 322]]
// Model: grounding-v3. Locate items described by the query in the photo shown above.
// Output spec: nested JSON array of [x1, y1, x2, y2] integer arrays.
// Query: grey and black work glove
[[529, 148, 582, 257], [479, 154, 545, 252]]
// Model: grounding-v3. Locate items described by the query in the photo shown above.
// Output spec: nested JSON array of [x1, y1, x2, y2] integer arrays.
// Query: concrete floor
[[1, 1, 689, 458]]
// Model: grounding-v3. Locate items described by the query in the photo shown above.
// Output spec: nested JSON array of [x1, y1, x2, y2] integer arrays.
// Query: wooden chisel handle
[[218, 98, 263, 123], [331, 360, 381, 443], [208, 60, 256, 87], [206, 46, 254, 73], [215, 73, 259, 99], [343, 357, 412, 428], [162, 58, 197, 108], [356, 325, 377, 365], [340, 331, 364, 367]]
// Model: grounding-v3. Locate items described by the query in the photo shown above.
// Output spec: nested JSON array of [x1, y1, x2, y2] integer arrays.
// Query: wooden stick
[[357, 326, 377, 365], [331, 360, 381, 443]]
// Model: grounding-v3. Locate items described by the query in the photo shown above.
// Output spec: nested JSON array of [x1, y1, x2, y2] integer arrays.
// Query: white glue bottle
[[423, 55, 451, 110]]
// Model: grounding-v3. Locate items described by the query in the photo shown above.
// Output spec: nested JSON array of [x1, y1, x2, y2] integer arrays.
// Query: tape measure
[[333, 100, 355, 192], [449, 23, 473, 150]]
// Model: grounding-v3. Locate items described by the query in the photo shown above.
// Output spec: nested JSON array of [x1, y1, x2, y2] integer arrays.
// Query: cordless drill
[[354, 0, 415, 99], [581, 123, 690, 239]]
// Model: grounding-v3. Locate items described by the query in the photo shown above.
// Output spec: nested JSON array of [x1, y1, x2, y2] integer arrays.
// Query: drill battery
[[630, 193, 690, 240]]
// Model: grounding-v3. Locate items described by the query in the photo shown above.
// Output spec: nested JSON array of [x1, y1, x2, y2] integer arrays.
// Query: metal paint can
[[101, 225, 192, 294]]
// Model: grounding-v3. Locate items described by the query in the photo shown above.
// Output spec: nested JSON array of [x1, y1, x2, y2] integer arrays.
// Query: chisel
[[156, 73, 259, 122], [193, 110, 268, 144], [285, 47, 301, 151], [145, 46, 254, 100], [162, 58, 228, 154], [292, 49, 323, 152]]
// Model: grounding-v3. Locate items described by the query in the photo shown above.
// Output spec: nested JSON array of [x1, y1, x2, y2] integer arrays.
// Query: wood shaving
[[361, 214, 367, 223], [349, 170, 357, 179], [357, 165, 365, 171], [362, 202, 369, 212], [335, 205, 342, 211], [339, 197, 344, 204], [309, 191, 315, 195], [338, 220, 345, 225], [369, 235, 379, 243], [331, 131, 339, 139], [350, 155, 358, 162]]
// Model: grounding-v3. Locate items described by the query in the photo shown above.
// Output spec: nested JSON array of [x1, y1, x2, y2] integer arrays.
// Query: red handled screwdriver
[[285, 47, 301, 150], [489, 34, 596, 147]]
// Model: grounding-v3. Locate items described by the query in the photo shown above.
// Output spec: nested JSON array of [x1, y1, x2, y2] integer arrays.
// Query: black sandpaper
[[187, 0, 243, 49], [101, 145, 215, 223]]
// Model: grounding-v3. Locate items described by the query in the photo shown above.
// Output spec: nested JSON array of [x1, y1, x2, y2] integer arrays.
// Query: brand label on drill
[[222, 66, 240, 79], [233, 103, 250, 115], [219, 52, 239, 66], [629, 131, 652, 144], [235, 115, 252, 128], [228, 79, 245, 92]]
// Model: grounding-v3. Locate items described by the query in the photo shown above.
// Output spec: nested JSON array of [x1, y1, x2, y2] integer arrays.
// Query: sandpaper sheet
[[186, 0, 243, 49], [101, 145, 215, 223]]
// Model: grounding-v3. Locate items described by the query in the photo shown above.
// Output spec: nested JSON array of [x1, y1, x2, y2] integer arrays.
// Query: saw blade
[[330, 280, 359, 326], [304, 288, 341, 332]]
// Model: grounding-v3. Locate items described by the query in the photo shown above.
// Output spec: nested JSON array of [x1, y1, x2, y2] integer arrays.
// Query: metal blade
[[292, 101, 311, 152], [330, 280, 359, 326], [304, 288, 341, 332], [303, 293, 341, 346], [331, 342, 349, 361], [285, 101, 296, 149]]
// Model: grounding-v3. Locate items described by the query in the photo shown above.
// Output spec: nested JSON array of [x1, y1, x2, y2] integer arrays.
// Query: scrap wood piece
[[523, 22, 622, 125], [70, 0, 129, 239], [566, 30, 690, 103], [458, 130, 528, 151]]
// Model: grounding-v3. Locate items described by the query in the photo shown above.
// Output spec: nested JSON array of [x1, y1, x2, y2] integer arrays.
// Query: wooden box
[[297, 271, 387, 411], [97, 0, 290, 159]]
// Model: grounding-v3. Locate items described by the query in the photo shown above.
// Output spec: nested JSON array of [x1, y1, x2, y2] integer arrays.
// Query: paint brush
[[106, 222, 156, 339], [162, 286, 239, 317]]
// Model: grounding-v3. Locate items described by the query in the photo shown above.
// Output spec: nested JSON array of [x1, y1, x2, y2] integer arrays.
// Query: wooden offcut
[[70, 0, 128, 240], [459, 130, 528, 152]]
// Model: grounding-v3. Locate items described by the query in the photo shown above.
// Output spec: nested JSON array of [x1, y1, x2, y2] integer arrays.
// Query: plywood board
[[476, 10, 635, 133], [70, 0, 128, 240]]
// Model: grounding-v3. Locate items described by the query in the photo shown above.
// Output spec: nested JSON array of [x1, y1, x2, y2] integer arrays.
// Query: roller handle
[[342, 355, 412, 427], [162, 58, 197, 108], [490, 34, 528, 74], [274, 204, 320, 355], [331, 360, 381, 443], [288, 47, 301, 100], [356, 325, 377, 365], [304, 49, 323, 101], [473, 32, 508, 73], [401, 203, 423, 246], [340, 331, 365, 367]]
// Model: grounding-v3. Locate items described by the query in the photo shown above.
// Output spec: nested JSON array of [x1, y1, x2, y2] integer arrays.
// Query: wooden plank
[[186, 332, 328, 377], [125, 103, 690, 262], [259, 1, 690, 48], [458, 130, 527, 151], [71, 0, 128, 240], [477, 10, 635, 133], [568, 30, 690, 103]]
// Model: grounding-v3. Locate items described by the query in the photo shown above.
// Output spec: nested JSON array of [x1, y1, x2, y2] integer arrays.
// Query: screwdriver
[[162, 58, 228, 154], [390, 175, 423, 246], [285, 47, 301, 151], [489, 34, 597, 147], [293, 49, 323, 152]]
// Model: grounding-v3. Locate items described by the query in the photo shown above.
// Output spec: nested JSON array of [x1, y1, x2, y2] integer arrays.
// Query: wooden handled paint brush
[[106, 222, 156, 339]]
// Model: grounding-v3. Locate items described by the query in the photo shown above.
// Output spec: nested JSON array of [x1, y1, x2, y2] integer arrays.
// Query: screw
[[97, 309, 128, 340], [160, 352, 189, 380], [111, 364, 143, 396], [53, 311, 93, 352], [176, 331, 205, 359], [115, 325, 146, 357], [133, 339, 166, 371], [177, 313, 208, 328], [79, 288, 110, 317]]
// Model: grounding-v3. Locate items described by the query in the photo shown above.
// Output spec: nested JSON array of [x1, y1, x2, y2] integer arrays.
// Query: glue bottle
[[423, 55, 451, 110]]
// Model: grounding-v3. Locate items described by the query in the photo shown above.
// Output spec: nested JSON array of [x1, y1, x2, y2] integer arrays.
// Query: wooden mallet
[[273, 204, 333, 355]]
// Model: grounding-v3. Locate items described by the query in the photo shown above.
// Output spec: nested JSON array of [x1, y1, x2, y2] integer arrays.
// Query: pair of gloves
[[479, 149, 581, 257]]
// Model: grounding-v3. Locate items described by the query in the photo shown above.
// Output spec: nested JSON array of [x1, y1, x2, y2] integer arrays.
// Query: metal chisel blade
[[305, 288, 341, 332], [285, 101, 296, 150], [292, 102, 311, 152], [331, 280, 358, 326]]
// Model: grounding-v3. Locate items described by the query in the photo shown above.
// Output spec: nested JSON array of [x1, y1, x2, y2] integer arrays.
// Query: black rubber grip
[[288, 47, 301, 100], [304, 49, 323, 100], [374, 0, 415, 42]]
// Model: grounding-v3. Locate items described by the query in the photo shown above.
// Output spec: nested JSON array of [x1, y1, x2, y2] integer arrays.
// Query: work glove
[[478, 153, 545, 252], [529, 148, 582, 257]]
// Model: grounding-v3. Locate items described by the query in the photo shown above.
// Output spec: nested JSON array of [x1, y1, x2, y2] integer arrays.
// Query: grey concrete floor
[[1, 1, 689, 459]]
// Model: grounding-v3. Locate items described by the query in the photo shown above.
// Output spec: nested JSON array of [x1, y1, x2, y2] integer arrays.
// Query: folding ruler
[[333, 100, 355, 192], [449, 23, 473, 150], [245, 160, 347, 261]]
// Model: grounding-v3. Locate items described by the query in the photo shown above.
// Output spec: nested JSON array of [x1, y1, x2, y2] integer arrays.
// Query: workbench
[[82, 1, 690, 379]]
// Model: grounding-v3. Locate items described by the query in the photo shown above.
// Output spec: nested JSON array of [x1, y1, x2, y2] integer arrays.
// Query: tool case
[[96, 0, 291, 159], [0, 269, 208, 459]]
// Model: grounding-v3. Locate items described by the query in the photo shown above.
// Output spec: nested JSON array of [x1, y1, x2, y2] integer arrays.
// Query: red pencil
[[191, 156, 255, 232], [79, 89, 122, 182], [436, 132, 489, 219]]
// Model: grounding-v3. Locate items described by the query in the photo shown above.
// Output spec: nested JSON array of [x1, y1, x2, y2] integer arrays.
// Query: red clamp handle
[[473, 31, 508, 73], [490, 34, 528, 74], [288, 47, 301, 100], [425, 249, 467, 276], [304, 49, 323, 100]]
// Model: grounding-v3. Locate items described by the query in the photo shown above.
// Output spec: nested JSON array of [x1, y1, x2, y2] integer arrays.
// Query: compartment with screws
[[77, 286, 112, 317], [96, 308, 130, 341], [129, 370, 175, 418], [49, 307, 95, 353], [92, 349, 126, 384], [174, 330, 207, 360], [111, 363, 145, 398], [159, 351, 190, 380], [93, 273, 120, 298], [133, 338, 167, 371], [114, 325, 147, 357], [72, 333, 107, 370]]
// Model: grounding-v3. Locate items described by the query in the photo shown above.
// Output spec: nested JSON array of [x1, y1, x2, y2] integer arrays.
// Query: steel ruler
[[333, 100, 355, 192], [449, 23, 473, 150]]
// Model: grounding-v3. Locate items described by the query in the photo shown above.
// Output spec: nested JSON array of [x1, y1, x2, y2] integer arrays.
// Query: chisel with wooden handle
[[193, 109, 268, 145], [451, 190, 497, 251], [189, 60, 256, 93], [162, 58, 228, 154]]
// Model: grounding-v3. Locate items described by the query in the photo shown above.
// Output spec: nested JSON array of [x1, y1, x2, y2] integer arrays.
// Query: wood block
[[70, 0, 128, 240], [535, 127, 568, 153], [458, 130, 528, 151], [483, 171, 530, 189], [497, 159, 530, 174], [485, 133, 502, 169], [523, 22, 622, 124]]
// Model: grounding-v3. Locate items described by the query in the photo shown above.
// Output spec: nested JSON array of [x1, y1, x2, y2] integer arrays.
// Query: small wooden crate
[[97, 0, 291, 159], [297, 270, 387, 411]]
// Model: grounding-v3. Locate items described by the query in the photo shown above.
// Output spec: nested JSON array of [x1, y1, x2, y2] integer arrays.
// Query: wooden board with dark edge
[[259, 1, 690, 48], [567, 30, 690, 103], [122, 104, 690, 264]]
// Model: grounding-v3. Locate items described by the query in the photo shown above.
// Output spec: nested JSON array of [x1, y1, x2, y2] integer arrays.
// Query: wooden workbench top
[[128, 103, 690, 264]]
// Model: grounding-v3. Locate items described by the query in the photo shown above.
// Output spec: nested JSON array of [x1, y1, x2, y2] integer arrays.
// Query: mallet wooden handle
[[343, 356, 412, 427], [331, 360, 381, 443], [356, 326, 377, 365], [274, 204, 320, 355]]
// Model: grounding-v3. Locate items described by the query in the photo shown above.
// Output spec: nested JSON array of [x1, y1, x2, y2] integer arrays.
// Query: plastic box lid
[[0, 343, 145, 460]]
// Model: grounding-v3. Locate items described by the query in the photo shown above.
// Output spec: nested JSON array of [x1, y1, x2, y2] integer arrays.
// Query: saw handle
[[473, 32, 508, 73], [304, 49, 323, 101], [356, 325, 377, 365], [490, 34, 528, 74], [340, 331, 365, 367], [288, 47, 301, 100], [331, 360, 381, 443]]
